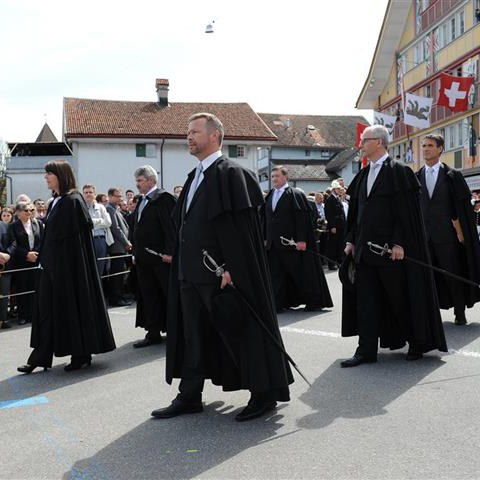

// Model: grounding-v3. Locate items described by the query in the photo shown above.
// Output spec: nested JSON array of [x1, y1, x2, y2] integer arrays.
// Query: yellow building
[[357, 0, 480, 189]]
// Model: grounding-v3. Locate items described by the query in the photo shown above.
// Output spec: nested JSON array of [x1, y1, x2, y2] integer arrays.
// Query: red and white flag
[[356, 123, 369, 168], [437, 73, 474, 113]]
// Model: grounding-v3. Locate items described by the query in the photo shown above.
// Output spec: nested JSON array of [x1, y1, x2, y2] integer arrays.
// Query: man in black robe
[[151, 112, 293, 422], [324, 180, 347, 270], [417, 134, 480, 325], [263, 166, 333, 312], [341, 125, 447, 368], [131, 165, 176, 348]]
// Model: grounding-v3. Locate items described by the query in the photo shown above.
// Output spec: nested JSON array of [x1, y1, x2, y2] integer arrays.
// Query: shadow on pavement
[[297, 353, 445, 430], [0, 341, 165, 402], [63, 401, 287, 480]]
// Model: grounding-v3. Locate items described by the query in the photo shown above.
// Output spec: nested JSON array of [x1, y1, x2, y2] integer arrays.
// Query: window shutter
[[454, 150, 463, 169], [228, 145, 237, 158], [136, 144, 146, 157]]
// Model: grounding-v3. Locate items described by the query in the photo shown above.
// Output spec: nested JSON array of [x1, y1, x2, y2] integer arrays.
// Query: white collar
[[369, 152, 389, 168], [426, 161, 442, 172], [275, 183, 289, 193], [199, 150, 222, 172]]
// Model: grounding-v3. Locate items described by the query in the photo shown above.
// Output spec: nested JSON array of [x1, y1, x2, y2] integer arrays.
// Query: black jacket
[[324, 194, 346, 231], [7, 219, 43, 268]]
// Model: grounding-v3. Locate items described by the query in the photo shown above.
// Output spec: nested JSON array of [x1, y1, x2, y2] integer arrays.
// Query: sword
[[144, 247, 165, 258], [280, 236, 342, 268], [202, 249, 312, 387], [367, 242, 480, 289]]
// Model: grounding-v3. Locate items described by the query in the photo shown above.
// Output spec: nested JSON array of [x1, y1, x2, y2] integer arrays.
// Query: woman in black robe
[[18, 160, 116, 373]]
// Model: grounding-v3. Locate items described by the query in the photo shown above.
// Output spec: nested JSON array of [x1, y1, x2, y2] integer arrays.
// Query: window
[[451, 16, 456, 42], [145, 144, 156, 158], [305, 150, 311, 157], [413, 41, 424, 65], [441, 23, 448, 48], [459, 10, 465, 35], [228, 145, 245, 158], [458, 123, 463, 146], [454, 150, 463, 169], [425, 84, 431, 97], [136, 144, 146, 157], [352, 162, 360, 174]]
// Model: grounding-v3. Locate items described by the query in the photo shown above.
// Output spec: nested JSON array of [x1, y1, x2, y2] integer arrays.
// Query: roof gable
[[259, 113, 368, 148]]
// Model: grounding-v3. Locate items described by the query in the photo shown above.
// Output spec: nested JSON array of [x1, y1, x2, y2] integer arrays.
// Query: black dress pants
[[27, 271, 54, 368], [355, 261, 410, 358], [177, 281, 217, 403]]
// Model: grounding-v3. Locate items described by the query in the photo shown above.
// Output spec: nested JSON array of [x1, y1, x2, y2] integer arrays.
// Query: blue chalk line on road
[[280, 326, 480, 358], [0, 395, 49, 410]]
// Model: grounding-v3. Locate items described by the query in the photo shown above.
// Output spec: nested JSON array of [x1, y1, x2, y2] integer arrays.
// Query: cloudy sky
[[1, 0, 388, 142]]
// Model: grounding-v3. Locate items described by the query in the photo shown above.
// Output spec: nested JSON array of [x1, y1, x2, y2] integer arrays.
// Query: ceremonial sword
[[367, 242, 480, 289], [280, 236, 342, 268], [202, 249, 312, 387], [145, 247, 165, 258]]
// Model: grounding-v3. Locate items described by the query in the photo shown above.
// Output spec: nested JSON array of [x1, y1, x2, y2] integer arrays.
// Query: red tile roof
[[63, 98, 277, 141]]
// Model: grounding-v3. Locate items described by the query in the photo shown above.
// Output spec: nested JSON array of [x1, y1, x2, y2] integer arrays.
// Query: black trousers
[[177, 281, 217, 403], [326, 228, 345, 266], [267, 247, 302, 309], [14, 269, 37, 323], [27, 271, 54, 368], [107, 254, 126, 303], [355, 261, 410, 358], [135, 261, 169, 337], [429, 241, 465, 315], [0, 273, 12, 323]]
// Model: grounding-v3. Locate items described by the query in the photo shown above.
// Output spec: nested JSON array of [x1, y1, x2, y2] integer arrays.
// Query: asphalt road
[[2, 271, 480, 480]]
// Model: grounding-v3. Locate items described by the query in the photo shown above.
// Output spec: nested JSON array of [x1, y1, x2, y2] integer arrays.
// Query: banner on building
[[437, 73, 475, 113], [403, 92, 433, 129]]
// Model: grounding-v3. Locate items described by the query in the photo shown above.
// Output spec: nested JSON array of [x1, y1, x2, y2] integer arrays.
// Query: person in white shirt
[[82, 184, 112, 276]]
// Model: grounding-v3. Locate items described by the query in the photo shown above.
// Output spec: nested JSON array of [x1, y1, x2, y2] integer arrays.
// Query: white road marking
[[280, 326, 480, 358]]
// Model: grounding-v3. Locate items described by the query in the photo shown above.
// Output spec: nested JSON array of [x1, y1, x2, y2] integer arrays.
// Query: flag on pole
[[373, 111, 397, 140], [403, 92, 433, 129], [356, 123, 369, 168], [437, 73, 475, 113]]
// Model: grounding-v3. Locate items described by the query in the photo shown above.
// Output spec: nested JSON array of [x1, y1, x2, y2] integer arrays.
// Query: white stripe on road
[[280, 326, 480, 359]]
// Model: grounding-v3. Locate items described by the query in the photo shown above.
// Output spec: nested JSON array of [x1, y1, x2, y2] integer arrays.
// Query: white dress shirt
[[424, 161, 442, 198], [272, 183, 289, 211]]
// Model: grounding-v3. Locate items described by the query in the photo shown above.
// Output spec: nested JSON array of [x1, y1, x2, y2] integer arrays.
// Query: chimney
[[155, 78, 169, 106]]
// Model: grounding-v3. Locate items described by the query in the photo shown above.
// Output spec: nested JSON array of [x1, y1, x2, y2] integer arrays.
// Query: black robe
[[262, 187, 333, 309], [342, 159, 447, 353], [417, 164, 480, 309], [31, 192, 116, 357], [166, 157, 293, 399]]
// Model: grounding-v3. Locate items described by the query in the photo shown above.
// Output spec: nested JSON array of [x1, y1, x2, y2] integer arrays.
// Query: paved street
[[2, 271, 480, 479]]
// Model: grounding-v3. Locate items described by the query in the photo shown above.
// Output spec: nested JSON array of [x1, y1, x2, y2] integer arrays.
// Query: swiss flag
[[356, 123, 369, 168], [437, 73, 474, 113]]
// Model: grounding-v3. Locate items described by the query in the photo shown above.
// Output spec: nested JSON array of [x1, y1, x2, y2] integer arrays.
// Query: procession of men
[[8, 117, 480, 427]]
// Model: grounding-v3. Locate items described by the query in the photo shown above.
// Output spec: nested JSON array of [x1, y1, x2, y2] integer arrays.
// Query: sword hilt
[[367, 242, 392, 257], [280, 236, 297, 247]]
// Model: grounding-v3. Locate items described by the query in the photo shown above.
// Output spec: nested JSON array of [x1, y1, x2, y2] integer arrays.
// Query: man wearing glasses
[[340, 124, 447, 367]]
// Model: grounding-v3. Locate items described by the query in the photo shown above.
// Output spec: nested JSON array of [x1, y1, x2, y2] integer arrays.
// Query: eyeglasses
[[360, 137, 380, 145]]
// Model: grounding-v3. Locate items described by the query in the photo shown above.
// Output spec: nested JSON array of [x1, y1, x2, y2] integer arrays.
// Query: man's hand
[[390, 245, 404, 261], [330, 227, 337, 234], [125, 242, 132, 252], [162, 255, 172, 264], [26, 251, 38, 263], [0, 253, 10, 265], [296, 241, 307, 251], [221, 270, 233, 289], [344, 243, 355, 256]]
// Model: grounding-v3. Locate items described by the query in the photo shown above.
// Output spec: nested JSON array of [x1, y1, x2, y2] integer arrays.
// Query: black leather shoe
[[304, 305, 324, 312], [454, 314, 467, 325], [133, 337, 162, 348], [17, 364, 49, 374], [0, 321, 11, 329], [109, 299, 132, 307], [64, 355, 92, 371], [340, 354, 377, 368], [406, 350, 423, 361], [151, 399, 203, 419], [18, 318, 27, 325], [235, 400, 277, 422]]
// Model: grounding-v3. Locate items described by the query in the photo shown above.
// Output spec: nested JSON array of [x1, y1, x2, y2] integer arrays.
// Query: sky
[[0, 0, 388, 143]]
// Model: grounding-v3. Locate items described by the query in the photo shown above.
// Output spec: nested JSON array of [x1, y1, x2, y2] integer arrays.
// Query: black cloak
[[166, 157, 293, 400], [342, 159, 447, 353], [262, 187, 333, 309], [419, 164, 480, 309], [31, 192, 116, 357]]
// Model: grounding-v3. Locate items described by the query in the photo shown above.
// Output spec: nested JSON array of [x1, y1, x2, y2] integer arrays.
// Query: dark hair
[[133, 194, 142, 203], [96, 193, 107, 203], [82, 184, 96, 192], [271, 165, 289, 176], [423, 134, 445, 151], [44, 160, 77, 195], [107, 187, 121, 197], [126, 189, 134, 195]]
